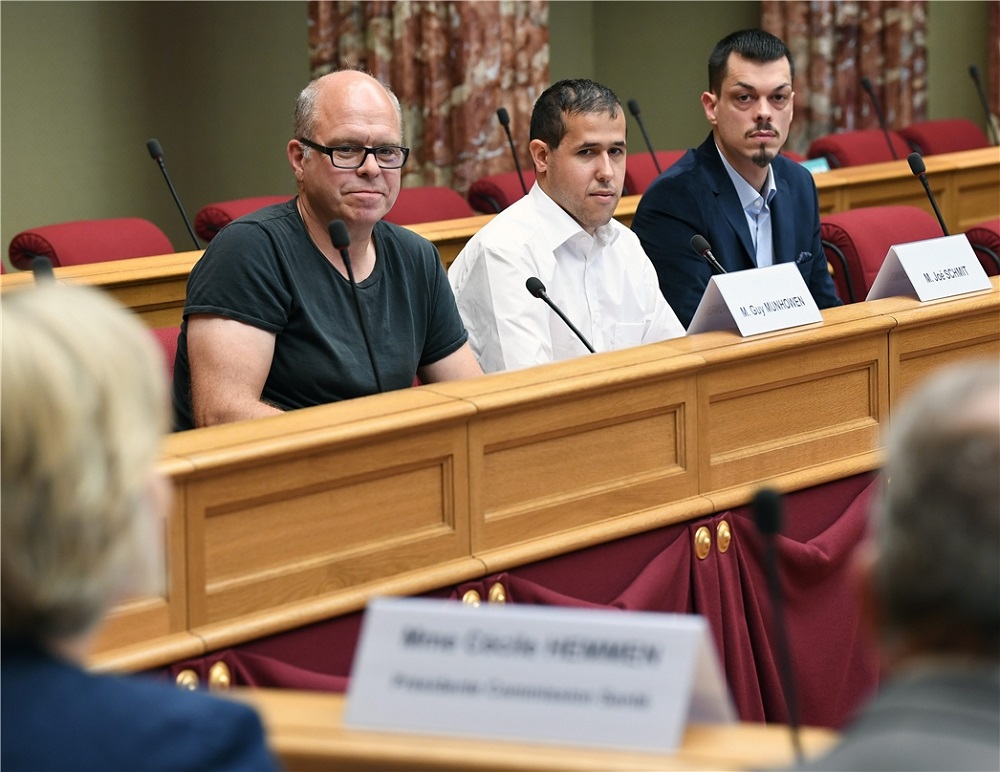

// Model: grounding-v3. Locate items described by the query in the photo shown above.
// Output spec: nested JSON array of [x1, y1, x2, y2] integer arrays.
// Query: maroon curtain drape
[[307, 1, 548, 194], [164, 473, 879, 730], [762, 1, 928, 154]]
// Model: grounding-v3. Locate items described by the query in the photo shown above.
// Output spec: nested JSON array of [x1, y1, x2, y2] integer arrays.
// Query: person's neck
[[296, 197, 376, 280], [714, 136, 769, 192]]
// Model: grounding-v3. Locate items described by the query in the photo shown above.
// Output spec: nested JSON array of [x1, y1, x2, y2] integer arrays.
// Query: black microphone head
[[690, 234, 712, 256], [146, 138, 163, 160], [496, 107, 510, 127], [860, 76, 874, 93], [627, 99, 641, 117], [907, 151, 926, 176], [969, 64, 981, 80], [328, 219, 351, 250], [30, 256, 55, 284], [525, 276, 546, 298], [753, 487, 783, 536]]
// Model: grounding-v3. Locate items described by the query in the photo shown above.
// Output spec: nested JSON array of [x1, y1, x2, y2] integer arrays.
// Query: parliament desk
[[3, 147, 997, 329], [87, 279, 999, 677], [227, 688, 838, 771]]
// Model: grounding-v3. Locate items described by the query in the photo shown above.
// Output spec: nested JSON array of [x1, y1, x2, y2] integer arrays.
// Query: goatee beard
[[752, 145, 774, 168]]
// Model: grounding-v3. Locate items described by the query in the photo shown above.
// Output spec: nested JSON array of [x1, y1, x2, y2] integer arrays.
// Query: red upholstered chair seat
[[150, 326, 180, 379], [194, 196, 292, 243], [821, 205, 943, 303], [966, 218, 1000, 276], [899, 118, 990, 156], [8, 218, 174, 270], [383, 186, 476, 225], [623, 150, 685, 196], [780, 148, 808, 163], [808, 128, 912, 168], [467, 170, 536, 214]]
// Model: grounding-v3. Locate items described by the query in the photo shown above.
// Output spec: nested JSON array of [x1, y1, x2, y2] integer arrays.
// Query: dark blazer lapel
[[699, 135, 756, 266], [771, 163, 797, 265]]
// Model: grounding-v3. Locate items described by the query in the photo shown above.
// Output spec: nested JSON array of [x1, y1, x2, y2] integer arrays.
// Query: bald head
[[293, 69, 402, 144]]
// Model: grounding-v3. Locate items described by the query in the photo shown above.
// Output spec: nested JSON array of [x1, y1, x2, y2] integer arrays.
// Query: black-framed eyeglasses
[[298, 138, 410, 169]]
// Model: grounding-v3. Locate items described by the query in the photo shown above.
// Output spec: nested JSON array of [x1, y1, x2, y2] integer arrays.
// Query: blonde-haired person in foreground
[[1, 284, 277, 771], [800, 361, 999, 771]]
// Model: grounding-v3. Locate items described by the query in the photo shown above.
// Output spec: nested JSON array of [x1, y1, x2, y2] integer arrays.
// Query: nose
[[356, 151, 382, 177], [754, 96, 772, 123], [595, 152, 614, 182]]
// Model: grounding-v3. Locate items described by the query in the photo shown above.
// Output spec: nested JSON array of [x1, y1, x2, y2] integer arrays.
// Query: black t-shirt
[[172, 199, 467, 430]]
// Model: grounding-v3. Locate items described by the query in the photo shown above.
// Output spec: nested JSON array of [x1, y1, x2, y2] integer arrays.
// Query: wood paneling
[[86, 280, 999, 672]]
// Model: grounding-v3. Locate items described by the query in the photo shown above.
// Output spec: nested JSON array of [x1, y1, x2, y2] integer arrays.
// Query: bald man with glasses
[[173, 70, 481, 430]]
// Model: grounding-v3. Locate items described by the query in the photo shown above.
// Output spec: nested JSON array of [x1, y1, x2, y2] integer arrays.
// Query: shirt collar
[[715, 142, 777, 209], [530, 183, 619, 251]]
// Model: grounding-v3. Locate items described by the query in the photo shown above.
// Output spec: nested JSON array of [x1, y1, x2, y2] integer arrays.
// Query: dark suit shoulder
[[2, 647, 277, 771]]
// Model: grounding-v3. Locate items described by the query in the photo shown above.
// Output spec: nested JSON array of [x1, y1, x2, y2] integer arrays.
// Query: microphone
[[752, 487, 803, 766], [860, 76, 899, 161], [496, 108, 528, 196], [31, 256, 55, 284], [907, 152, 950, 236], [328, 219, 383, 392], [690, 234, 727, 275], [968, 65, 999, 145], [525, 276, 596, 354], [146, 138, 201, 250], [627, 99, 662, 177]]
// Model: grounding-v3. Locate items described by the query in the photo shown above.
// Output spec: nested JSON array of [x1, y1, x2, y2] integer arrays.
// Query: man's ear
[[529, 138, 550, 176], [287, 139, 306, 183], [701, 91, 719, 127]]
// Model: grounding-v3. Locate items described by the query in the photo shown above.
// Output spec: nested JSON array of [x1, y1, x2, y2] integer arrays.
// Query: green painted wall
[[1, 1, 992, 265]]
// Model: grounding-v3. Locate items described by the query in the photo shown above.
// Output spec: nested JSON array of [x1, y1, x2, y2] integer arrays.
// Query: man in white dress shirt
[[449, 79, 684, 373]]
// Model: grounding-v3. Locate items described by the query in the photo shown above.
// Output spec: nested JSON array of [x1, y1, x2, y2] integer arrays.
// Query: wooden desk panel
[[451, 353, 702, 556], [229, 688, 838, 771], [86, 284, 999, 672], [694, 318, 891, 508], [886, 279, 1000, 400], [0, 249, 201, 329], [175, 392, 478, 635]]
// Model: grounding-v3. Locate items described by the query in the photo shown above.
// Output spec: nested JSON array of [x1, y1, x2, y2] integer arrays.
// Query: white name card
[[344, 597, 736, 753], [688, 262, 823, 336], [866, 233, 991, 302]]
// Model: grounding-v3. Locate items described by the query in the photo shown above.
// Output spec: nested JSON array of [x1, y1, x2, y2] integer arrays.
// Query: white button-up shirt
[[449, 183, 685, 373]]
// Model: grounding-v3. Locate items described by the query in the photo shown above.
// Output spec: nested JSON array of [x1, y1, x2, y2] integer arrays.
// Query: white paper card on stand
[[866, 233, 991, 302], [344, 596, 736, 753], [687, 262, 823, 336]]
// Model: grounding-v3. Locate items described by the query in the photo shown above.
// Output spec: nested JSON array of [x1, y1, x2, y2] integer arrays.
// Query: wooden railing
[[4, 147, 997, 329], [88, 280, 999, 672]]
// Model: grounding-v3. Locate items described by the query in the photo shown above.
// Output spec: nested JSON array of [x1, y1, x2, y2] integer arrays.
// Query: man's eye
[[609, 147, 625, 156]]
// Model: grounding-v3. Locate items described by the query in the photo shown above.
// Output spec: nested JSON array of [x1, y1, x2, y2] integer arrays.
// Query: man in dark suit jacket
[[632, 29, 842, 328], [802, 362, 999, 771]]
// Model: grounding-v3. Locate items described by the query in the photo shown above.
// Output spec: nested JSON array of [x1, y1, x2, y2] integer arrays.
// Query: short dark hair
[[708, 29, 794, 95], [529, 78, 622, 149]]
